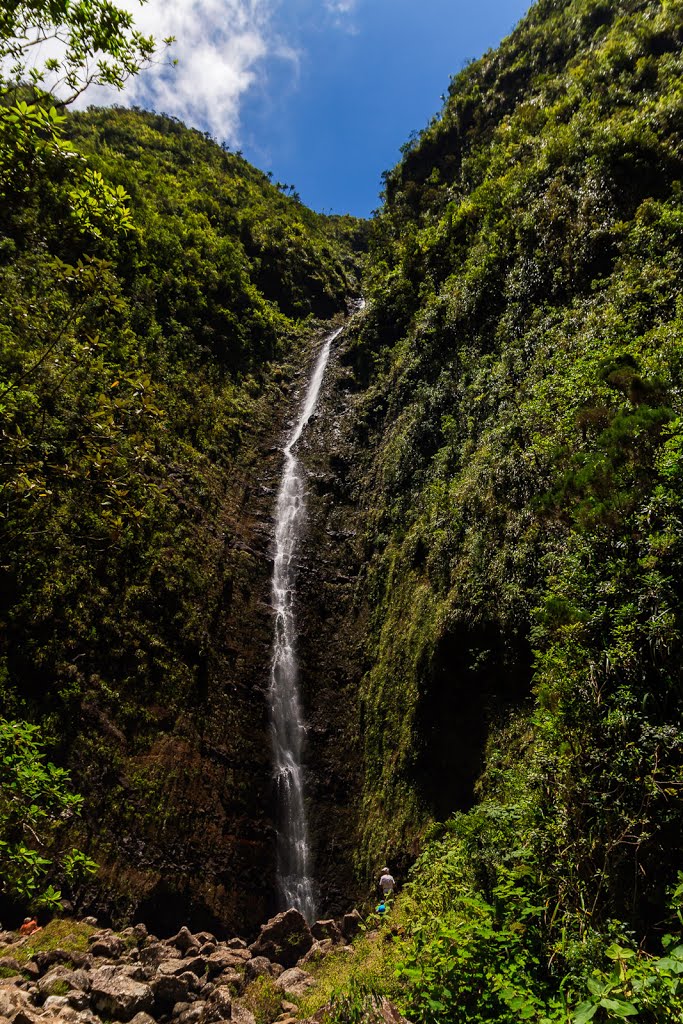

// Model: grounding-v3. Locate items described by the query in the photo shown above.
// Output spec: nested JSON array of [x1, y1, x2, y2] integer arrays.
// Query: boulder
[[249, 909, 313, 968], [226, 938, 247, 950], [298, 940, 334, 967], [168, 927, 194, 954], [176, 1001, 206, 1024], [243, 957, 274, 983], [89, 931, 126, 959], [311, 920, 343, 945], [0, 979, 40, 1024], [274, 967, 316, 999], [156, 959, 198, 979], [231, 1007, 256, 1024], [340, 910, 362, 942], [205, 950, 248, 978], [212, 968, 242, 988], [82, 918, 99, 927], [201, 987, 232, 1023], [193, 933, 215, 947], [90, 964, 154, 1021], [66, 990, 91, 1011], [37, 966, 89, 999], [140, 942, 181, 968], [0, 956, 26, 977], [152, 970, 195, 1009], [44, 994, 70, 1011], [130, 1015, 157, 1024]]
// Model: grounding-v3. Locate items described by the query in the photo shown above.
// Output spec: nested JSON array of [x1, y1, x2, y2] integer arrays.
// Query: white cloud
[[72, 0, 297, 144]]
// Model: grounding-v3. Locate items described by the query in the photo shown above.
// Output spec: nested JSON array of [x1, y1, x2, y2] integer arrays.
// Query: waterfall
[[269, 324, 344, 922]]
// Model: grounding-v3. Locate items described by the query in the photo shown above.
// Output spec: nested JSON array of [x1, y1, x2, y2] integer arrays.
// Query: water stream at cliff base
[[269, 325, 344, 922]]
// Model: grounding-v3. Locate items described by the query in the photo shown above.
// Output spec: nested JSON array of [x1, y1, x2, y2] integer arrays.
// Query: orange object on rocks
[[19, 918, 41, 936]]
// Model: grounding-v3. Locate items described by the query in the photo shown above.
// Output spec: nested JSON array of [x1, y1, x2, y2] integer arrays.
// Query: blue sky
[[80, 0, 533, 218]]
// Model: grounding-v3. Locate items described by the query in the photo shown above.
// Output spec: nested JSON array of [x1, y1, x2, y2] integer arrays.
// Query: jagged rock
[[193, 933, 215, 947], [82, 918, 99, 928], [270, 963, 284, 979], [205, 950, 247, 978], [129, 1014, 156, 1024], [183, 946, 201, 960], [201, 987, 232, 1023], [274, 967, 316, 998], [133, 925, 148, 944], [212, 968, 241, 988], [156, 959, 196, 979], [33, 949, 91, 973], [226, 938, 247, 950], [22, 962, 40, 980], [243, 956, 274, 983], [0, 930, 22, 945], [311, 920, 343, 944], [176, 1000, 206, 1024], [249, 909, 313, 968], [90, 964, 153, 1021], [340, 910, 362, 941], [67, 990, 91, 1011], [44, 994, 70, 1010], [231, 1007, 256, 1024], [0, 979, 39, 1023], [172, 1001, 192, 1017], [0, 957, 23, 979], [140, 942, 181, 967], [89, 932, 126, 959], [151, 970, 195, 1009], [298, 939, 334, 966], [37, 966, 89, 999], [198, 943, 216, 956], [168, 927, 195, 954]]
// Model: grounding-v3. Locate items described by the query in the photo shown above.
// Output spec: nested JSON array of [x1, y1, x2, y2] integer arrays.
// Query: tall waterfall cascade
[[269, 324, 344, 921]]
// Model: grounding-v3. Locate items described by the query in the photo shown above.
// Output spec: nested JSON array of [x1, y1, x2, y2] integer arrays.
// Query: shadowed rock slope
[[0, 105, 365, 934]]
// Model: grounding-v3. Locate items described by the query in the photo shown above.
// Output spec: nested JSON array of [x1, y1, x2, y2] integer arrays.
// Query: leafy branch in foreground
[[0, 0, 174, 106], [0, 717, 97, 910]]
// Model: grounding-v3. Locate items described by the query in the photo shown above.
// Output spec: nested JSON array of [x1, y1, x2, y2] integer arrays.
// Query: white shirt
[[379, 873, 395, 893]]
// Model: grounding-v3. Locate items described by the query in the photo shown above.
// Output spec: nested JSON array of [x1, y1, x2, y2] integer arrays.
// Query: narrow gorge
[[2, 0, 683, 1021]]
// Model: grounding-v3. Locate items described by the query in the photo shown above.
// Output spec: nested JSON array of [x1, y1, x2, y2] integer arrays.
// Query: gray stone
[[193, 933, 215, 947], [212, 968, 242, 988], [90, 964, 153, 1021], [249, 909, 313, 968], [201, 987, 232, 1023], [311, 920, 343, 945], [66, 990, 91, 1011], [205, 950, 248, 979], [340, 910, 362, 941], [82, 918, 98, 927], [37, 966, 88, 999], [140, 942, 181, 968], [275, 967, 316, 998], [89, 932, 126, 959], [299, 940, 333, 967], [168, 927, 194, 954], [231, 1007, 256, 1024], [176, 1000, 206, 1024], [44, 994, 70, 1010], [129, 1014, 156, 1024], [226, 938, 246, 950], [152, 970, 195, 1008], [243, 957, 274, 983]]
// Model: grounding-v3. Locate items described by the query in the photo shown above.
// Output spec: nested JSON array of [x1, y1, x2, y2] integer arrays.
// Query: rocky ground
[[0, 907, 398, 1024]]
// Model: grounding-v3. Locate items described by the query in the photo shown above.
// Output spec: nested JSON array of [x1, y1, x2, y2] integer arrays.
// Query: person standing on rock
[[379, 867, 396, 898]]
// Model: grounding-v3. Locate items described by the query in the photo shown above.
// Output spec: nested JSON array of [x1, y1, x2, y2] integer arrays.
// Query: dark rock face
[[249, 909, 313, 968], [293, 338, 366, 917]]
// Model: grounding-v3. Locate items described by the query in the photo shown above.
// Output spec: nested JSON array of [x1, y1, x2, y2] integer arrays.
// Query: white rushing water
[[269, 324, 344, 921]]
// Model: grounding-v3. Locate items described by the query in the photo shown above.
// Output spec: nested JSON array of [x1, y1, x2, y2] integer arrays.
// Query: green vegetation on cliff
[[0, 77, 363, 926], [322, 0, 683, 1018]]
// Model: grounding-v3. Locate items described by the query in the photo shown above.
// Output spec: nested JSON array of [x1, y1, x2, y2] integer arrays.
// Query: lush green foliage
[[321, 0, 683, 1019], [0, 88, 362, 911], [0, 718, 96, 908]]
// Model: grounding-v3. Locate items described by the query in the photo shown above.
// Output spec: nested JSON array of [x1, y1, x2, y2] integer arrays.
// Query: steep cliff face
[[328, 0, 683, 932], [0, 105, 364, 933]]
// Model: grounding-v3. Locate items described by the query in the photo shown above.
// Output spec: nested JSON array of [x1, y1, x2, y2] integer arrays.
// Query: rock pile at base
[[0, 907, 364, 1024]]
